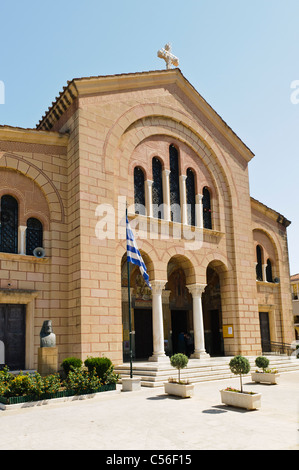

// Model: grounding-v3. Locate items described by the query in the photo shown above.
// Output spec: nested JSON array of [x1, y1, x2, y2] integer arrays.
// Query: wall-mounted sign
[[223, 325, 234, 338]]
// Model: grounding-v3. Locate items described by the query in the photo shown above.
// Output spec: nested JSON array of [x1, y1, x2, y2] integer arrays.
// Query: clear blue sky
[[0, 0, 298, 274]]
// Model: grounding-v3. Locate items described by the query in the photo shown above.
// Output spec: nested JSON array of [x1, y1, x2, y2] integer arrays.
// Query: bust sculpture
[[40, 320, 56, 348]]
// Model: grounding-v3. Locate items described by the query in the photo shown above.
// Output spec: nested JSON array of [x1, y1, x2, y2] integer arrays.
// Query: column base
[[190, 351, 210, 359], [148, 354, 170, 363]]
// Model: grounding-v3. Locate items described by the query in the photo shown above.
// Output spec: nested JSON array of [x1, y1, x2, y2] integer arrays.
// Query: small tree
[[255, 356, 269, 372], [229, 355, 250, 393], [170, 353, 189, 383]]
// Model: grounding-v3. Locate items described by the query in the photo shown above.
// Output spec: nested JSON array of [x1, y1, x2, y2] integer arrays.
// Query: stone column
[[162, 169, 171, 222], [18, 225, 27, 255], [187, 284, 210, 359], [145, 180, 153, 218], [195, 194, 203, 229], [262, 264, 267, 282], [179, 174, 188, 225], [149, 280, 169, 362]]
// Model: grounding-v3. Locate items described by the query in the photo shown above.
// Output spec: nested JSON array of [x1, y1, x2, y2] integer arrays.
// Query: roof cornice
[[0, 125, 69, 146], [251, 197, 291, 228]]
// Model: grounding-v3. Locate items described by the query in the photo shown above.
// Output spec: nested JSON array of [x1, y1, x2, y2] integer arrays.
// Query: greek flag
[[126, 216, 151, 289]]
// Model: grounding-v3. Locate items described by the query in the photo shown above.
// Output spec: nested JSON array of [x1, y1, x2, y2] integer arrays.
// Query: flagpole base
[[122, 377, 141, 392]]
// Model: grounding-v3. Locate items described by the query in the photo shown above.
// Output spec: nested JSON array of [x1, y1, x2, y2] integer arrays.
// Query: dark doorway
[[171, 310, 188, 354], [210, 309, 223, 356], [202, 267, 224, 356], [259, 312, 271, 352], [134, 309, 153, 360], [0, 304, 26, 370]]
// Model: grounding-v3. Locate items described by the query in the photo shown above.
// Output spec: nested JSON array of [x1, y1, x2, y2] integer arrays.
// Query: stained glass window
[[26, 218, 43, 256], [256, 245, 263, 281], [134, 167, 146, 215], [266, 259, 273, 283], [152, 157, 163, 219], [169, 145, 180, 222], [186, 168, 196, 226], [0, 195, 18, 254], [202, 187, 212, 229]]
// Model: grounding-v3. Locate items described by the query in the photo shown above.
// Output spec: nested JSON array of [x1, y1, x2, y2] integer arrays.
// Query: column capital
[[151, 280, 167, 294], [187, 284, 206, 296], [146, 179, 153, 187], [163, 169, 171, 176]]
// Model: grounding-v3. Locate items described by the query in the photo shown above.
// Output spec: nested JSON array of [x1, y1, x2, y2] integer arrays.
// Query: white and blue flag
[[126, 216, 151, 289]]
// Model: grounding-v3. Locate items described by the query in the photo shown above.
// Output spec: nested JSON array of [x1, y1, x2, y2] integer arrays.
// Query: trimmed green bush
[[255, 356, 270, 372], [61, 357, 83, 376], [229, 355, 250, 393], [170, 353, 189, 383], [84, 356, 112, 380]]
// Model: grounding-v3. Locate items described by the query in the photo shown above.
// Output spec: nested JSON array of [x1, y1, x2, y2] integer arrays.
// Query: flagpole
[[126, 206, 133, 379]]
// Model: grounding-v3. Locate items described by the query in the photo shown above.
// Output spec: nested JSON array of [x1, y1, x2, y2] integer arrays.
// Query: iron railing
[[262, 340, 295, 356]]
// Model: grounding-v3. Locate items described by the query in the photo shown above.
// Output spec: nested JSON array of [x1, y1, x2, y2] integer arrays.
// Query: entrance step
[[115, 356, 299, 387]]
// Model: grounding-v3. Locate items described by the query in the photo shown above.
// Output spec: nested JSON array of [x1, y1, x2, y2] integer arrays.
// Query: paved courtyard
[[0, 371, 298, 451]]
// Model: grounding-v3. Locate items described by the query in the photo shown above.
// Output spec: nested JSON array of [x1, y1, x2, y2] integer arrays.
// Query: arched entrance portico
[[166, 258, 193, 356], [121, 252, 154, 362], [121, 252, 221, 362], [202, 262, 226, 357]]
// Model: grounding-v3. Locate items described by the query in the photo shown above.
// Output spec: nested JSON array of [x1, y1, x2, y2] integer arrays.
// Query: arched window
[[202, 187, 212, 229], [0, 195, 18, 254], [152, 157, 163, 219], [169, 145, 180, 222], [134, 167, 146, 215], [266, 259, 273, 283], [186, 168, 196, 226], [26, 218, 43, 256], [256, 245, 263, 281]]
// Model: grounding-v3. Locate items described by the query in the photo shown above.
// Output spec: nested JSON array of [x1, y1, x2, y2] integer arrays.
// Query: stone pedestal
[[122, 377, 141, 392], [38, 347, 58, 376]]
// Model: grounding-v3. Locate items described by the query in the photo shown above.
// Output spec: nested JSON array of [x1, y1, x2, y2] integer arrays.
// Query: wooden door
[[0, 304, 26, 370], [259, 312, 271, 352], [134, 309, 153, 360]]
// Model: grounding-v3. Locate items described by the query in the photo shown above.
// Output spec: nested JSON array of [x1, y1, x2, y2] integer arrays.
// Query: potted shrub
[[164, 353, 194, 398], [251, 356, 279, 384], [220, 355, 261, 410]]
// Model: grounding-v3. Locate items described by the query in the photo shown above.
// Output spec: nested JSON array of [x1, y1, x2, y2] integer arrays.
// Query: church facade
[[0, 69, 294, 370]]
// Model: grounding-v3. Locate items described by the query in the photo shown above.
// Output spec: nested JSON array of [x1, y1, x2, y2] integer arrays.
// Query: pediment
[[36, 69, 254, 163]]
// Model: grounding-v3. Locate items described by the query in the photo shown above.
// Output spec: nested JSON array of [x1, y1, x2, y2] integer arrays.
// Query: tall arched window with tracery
[[152, 157, 163, 219], [0, 195, 18, 254], [266, 259, 273, 283], [169, 144, 180, 222], [134, 166, 146, 215], [186, 168, 196, 226], [202, 187, 212, 229], [26, 218, 43, 256], [256, 245, 263, 281]]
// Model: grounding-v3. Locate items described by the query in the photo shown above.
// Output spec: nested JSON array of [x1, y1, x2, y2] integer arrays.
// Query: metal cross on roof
[[157, 43, 179, 69]]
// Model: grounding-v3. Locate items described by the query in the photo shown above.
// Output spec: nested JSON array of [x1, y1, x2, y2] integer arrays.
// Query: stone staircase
[[115, 355, 299, 387]]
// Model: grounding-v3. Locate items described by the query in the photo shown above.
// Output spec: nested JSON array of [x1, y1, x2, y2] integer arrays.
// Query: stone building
[[291, 273, 299, 339], [0, 69, 295, 370]]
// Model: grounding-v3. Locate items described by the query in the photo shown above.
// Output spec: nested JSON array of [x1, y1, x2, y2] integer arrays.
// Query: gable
[[36, 69, 254, 164]]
